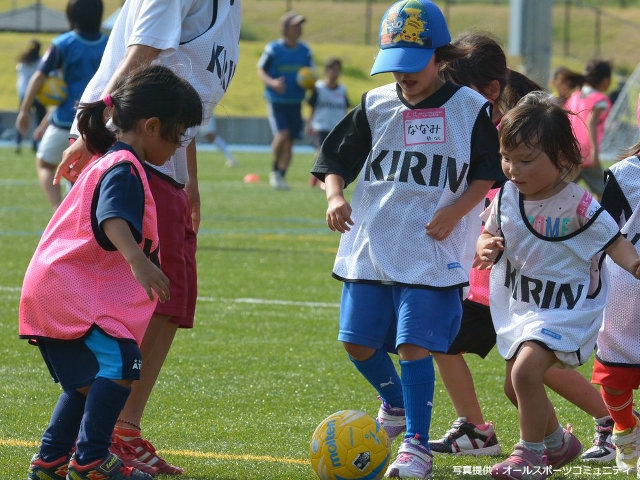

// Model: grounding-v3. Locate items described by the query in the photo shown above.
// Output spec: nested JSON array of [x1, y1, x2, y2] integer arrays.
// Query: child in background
[[306, 57, 350, 188], [21, 64, 202, 480], [15, 39, 46, 154], [565, 60, 613, 199], [592, 138, 640, 473], [432, 32, 616, 467], [550, 66, 582, 107], [15, 0, 107, 211], [474, 92, 640, 480], [311, 2, 503, 478], [258, 11, 314, 190]]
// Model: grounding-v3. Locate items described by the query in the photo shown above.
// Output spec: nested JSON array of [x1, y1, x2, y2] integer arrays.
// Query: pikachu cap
[[371, 0, 451, 75]]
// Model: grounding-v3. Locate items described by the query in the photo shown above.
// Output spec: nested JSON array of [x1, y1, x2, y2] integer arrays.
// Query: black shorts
[[445, 299, 496, 358]]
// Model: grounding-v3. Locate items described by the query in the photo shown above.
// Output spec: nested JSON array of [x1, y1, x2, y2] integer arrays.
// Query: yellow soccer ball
[[37, 76, 68, 107], [310, 410, 392, 480], [297, 66, 317, 90]]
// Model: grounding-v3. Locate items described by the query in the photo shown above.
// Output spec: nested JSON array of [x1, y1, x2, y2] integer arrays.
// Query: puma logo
[[380, 377, 394, 388]]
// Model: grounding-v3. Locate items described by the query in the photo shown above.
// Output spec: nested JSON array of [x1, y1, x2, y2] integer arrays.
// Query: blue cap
[[370, 0, 451, 76]]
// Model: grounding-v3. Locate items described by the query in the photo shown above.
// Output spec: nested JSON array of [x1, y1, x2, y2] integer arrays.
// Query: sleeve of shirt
[[38, 44, 62, 75], [127, 0, 183, 52], [311, 93, 372, 187], [468, 105, 505, 185], [307, 88, 318, 108], [257, 43, 274, 70], [600, 169, 631, 227], [95, 163, 145, 250]]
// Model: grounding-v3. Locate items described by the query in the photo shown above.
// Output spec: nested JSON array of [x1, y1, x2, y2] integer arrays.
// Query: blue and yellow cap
[[371, 0, 451, 75]]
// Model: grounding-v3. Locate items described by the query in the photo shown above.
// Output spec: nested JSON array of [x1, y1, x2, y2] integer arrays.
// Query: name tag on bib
[[403, 108, 446, 145]]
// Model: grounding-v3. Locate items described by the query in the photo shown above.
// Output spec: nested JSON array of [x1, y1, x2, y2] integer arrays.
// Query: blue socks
[[75, 378, 131, 465], [40, 389, 86, 461], [400, 356, 435, 447], [350, 349, 404, 408]]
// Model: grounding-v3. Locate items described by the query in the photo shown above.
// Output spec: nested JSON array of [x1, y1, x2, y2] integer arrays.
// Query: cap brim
[[370, 47, 435, 76]]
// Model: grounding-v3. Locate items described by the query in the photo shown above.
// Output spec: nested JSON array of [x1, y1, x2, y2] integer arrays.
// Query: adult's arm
[[55, 44, 162, 184]]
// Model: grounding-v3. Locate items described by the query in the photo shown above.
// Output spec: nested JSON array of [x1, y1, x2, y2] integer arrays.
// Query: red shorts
[[148, 170, 197, 328], [592, 358, 640, 391]]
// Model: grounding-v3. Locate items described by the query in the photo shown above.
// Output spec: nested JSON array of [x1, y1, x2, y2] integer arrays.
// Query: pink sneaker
[[491, 444, 550, 480], [543, 425, 582, 469]]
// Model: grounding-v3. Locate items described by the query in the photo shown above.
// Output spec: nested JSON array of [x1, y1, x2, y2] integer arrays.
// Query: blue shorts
[[267, 102, 303, 140], [37, 328, 142, 390], [338, 283, 462, 353]]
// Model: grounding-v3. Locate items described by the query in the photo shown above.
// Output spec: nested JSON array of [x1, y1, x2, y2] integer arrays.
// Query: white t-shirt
[[71, 0, 241, 184]]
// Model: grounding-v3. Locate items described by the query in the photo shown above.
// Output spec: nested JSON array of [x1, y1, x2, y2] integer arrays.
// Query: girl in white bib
[[475, 92, 640, 479]]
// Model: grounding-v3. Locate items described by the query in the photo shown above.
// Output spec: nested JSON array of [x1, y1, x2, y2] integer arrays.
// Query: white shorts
[[37, 124, 71, 165]]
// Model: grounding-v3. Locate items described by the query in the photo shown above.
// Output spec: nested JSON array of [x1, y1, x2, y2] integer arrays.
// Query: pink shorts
[[592, 358, 640, 391], [148, 170, 197, 328]]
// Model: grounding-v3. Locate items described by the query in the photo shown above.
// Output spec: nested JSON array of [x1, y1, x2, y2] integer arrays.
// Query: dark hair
[[324, 57, 342, 70], [433, 43, 468, 65], [18, 39, 41, 63], [552, 67, 583, 93], [66, 0, 103, 33], [499, 91, 582, 176], [76, 64, 204, 155], [583, 59, 612, 88], [441, 31, 543, 115]]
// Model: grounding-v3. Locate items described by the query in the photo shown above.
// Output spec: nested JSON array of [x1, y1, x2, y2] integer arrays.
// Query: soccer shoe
[[429, 417, 501, 456], [611, 423, 640, 473], [543, 424, 582, 469], [66, 453, 153, 480], [28, 453, 69, 480], [490, 444, 549, 480], [376, 397, 406, 442], [386, 435, 433, 479], [112, 433, 184, 476], [581, 416, 615, 463], [268, 171, 289, 190], [109, 434, 158, 476]]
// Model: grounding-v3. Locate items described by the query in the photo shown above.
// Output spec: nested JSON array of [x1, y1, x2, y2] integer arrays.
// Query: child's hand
[[633, 258, 640, 279], [130, 257, 170, 302], [426, 206, 459, 240], [474, 235, 504, 270], [326, 196, 353, 233], [271, 76, 286, 95]]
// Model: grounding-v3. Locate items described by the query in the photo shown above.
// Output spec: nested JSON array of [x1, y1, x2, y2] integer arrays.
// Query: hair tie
[[102, 94, 113, 108]]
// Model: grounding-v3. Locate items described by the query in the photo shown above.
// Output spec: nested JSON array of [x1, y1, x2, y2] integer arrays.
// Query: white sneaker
[[269, 171, 289, 190], [386, 435, 433, 479], [611, 423, 640, 473]]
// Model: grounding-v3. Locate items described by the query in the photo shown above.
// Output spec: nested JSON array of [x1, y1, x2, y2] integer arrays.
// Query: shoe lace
[[443, 418, 466, 440], [111, 436, 139, 459], [593, 423, 613, 446], [136, 437, 158, 455], [117, 465, 138, 478]]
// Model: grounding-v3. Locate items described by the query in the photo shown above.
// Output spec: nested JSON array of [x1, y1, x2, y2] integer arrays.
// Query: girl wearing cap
[[258, 11, 314, 190], [311, 1, 503, 478]]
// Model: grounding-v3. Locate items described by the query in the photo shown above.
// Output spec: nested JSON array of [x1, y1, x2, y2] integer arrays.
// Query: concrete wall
[[0, 110, 314, 147]]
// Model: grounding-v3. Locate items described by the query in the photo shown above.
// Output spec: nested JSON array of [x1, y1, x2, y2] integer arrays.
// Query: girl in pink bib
[[21, 64, 203, 480]]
